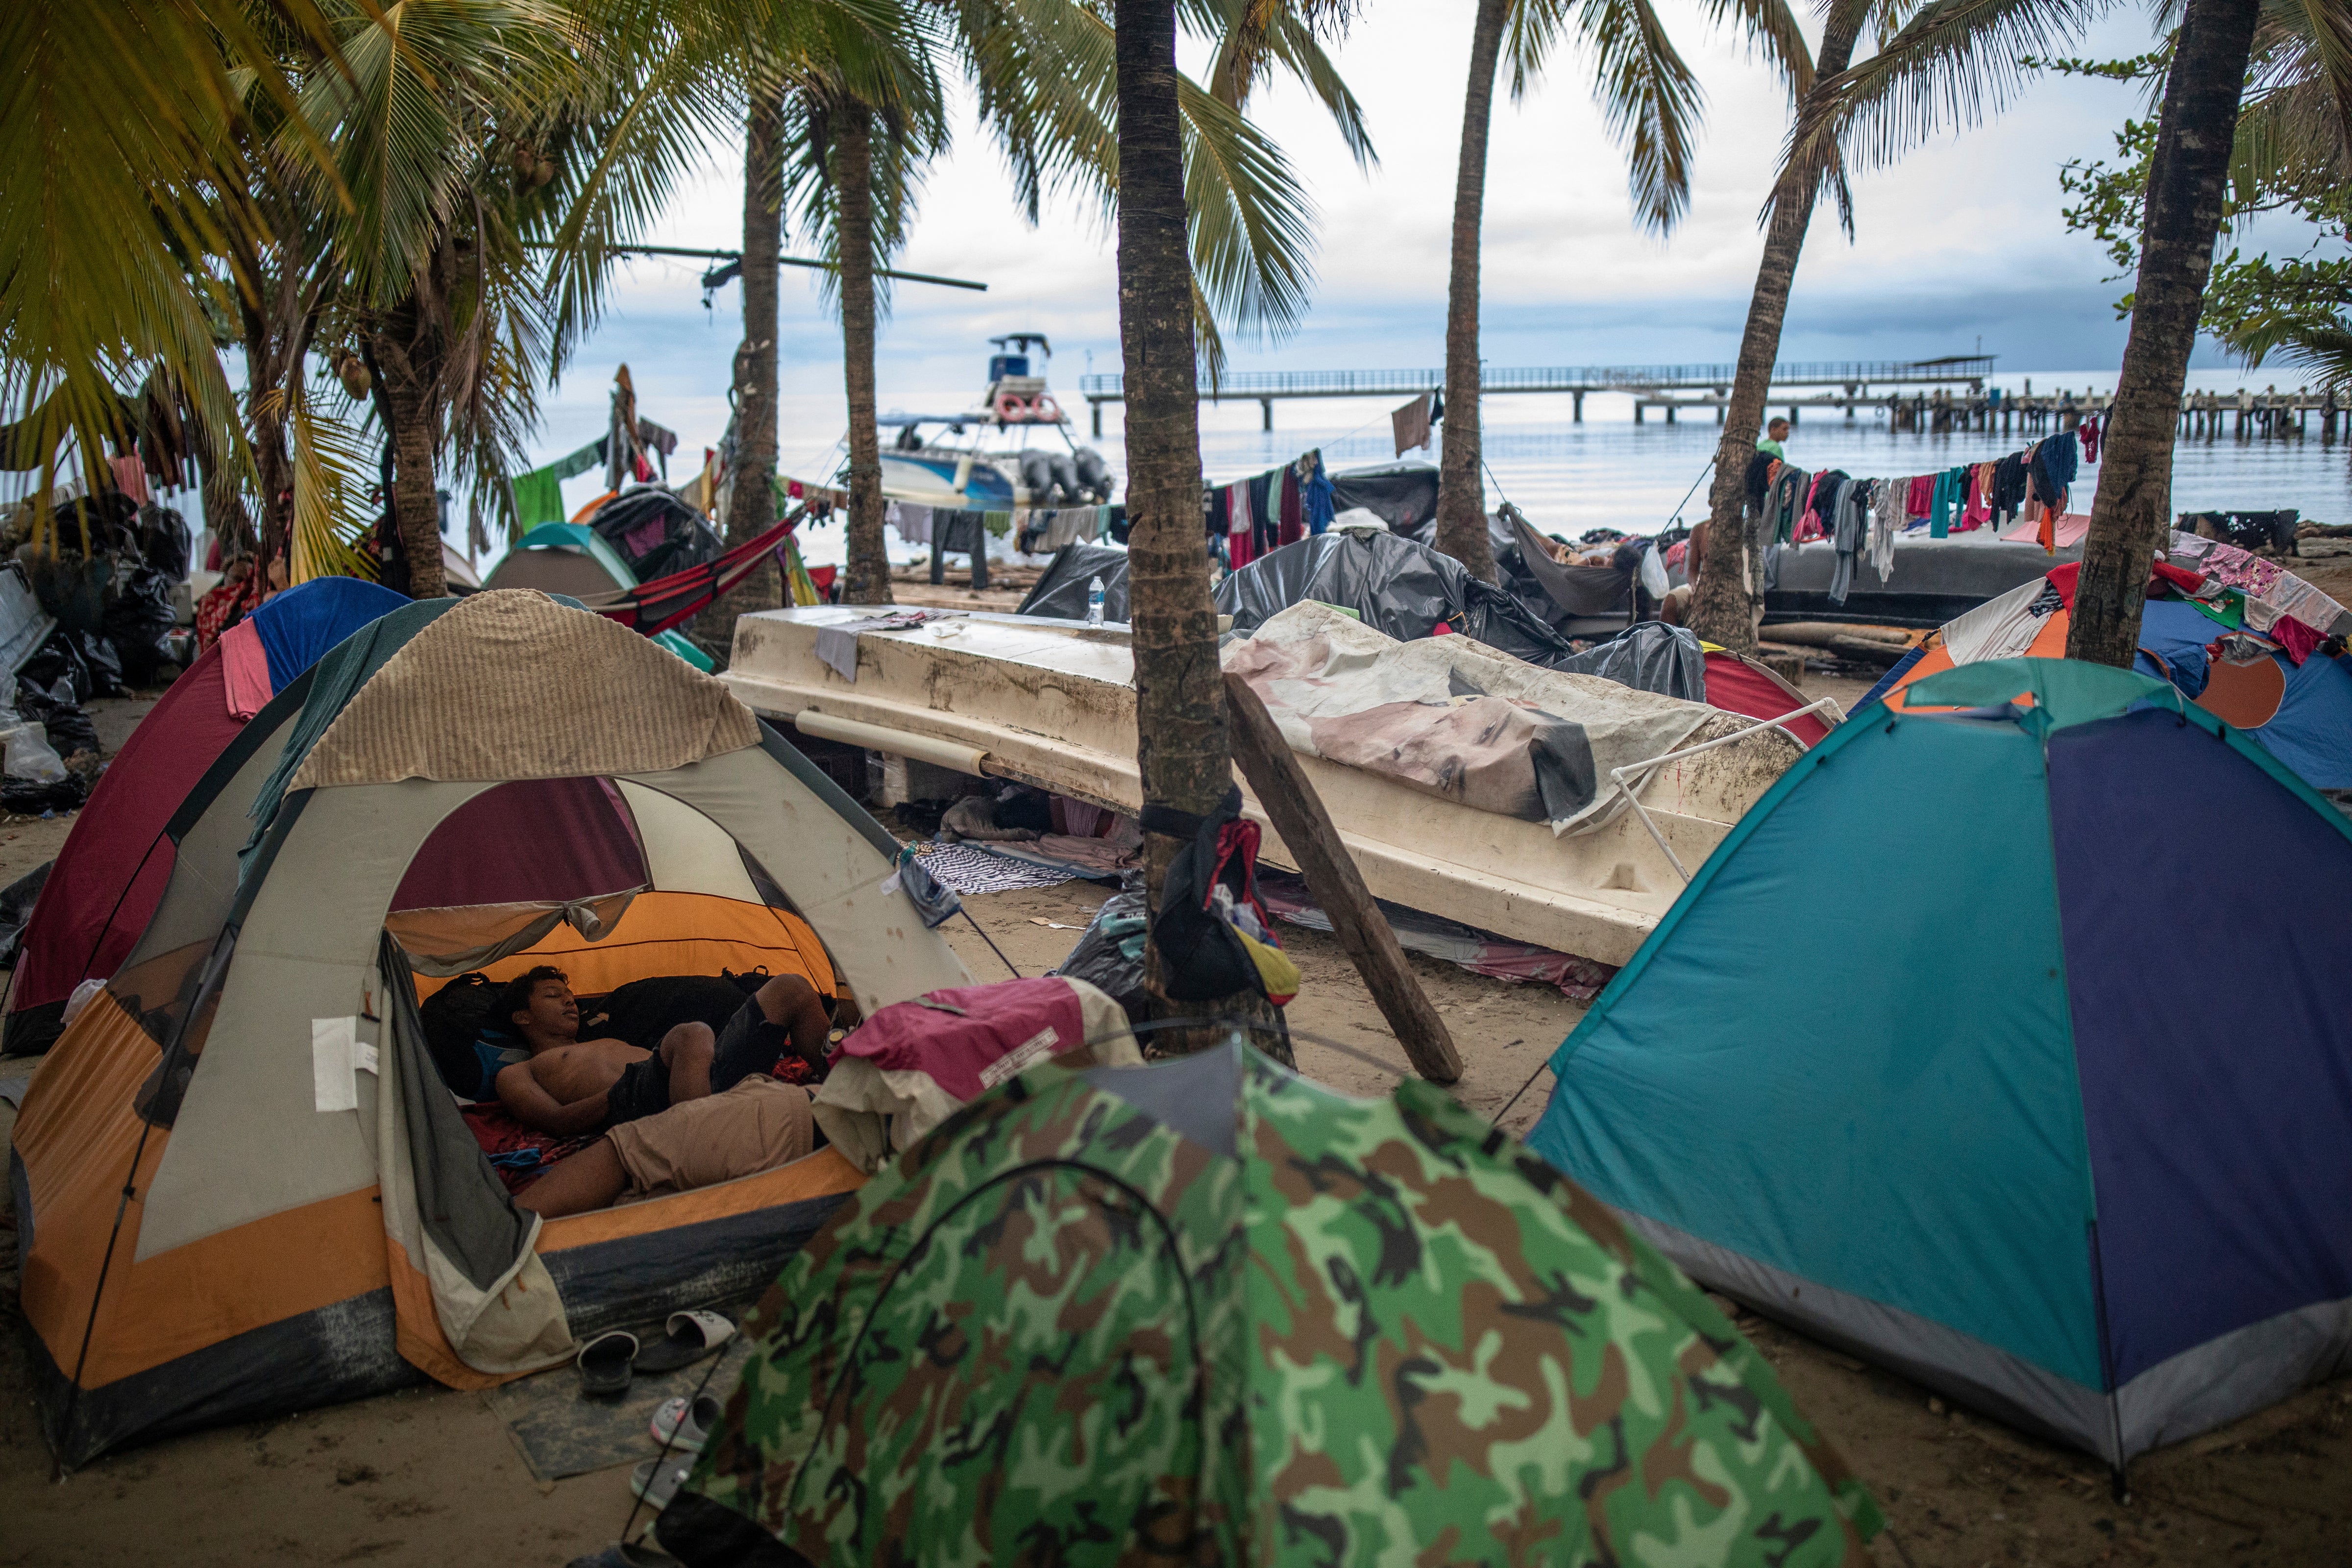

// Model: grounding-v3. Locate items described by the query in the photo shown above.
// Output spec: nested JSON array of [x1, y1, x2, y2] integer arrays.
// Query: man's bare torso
[[521, 1037, 649, 1104]]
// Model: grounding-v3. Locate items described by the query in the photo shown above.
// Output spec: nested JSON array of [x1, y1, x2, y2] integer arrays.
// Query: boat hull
[[723, 609, 1799, 967]]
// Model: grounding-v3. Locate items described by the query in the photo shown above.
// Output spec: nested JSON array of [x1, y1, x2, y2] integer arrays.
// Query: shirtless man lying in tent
[[492, 966, 838, 1217]]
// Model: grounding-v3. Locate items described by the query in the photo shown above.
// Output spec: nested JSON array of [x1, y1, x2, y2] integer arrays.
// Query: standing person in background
[[1757, 416, 1791, 459]]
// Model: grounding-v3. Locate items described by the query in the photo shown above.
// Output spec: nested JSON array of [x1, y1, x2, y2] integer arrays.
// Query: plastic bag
[[19, 631, 93, 704], [1050, 882, 1150, 1024], [16, 677, 99, 758], [72, 630, 123, 698], [103, 566, 178, 684], [1638, 539, 1670, 600], [62, 977, 107, 1028], [2, 721, 68, 783]]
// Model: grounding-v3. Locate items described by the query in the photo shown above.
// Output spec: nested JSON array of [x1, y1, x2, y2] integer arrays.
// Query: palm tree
[[1431, 0, 1800, 583], [2066, 0, 2263, 664]]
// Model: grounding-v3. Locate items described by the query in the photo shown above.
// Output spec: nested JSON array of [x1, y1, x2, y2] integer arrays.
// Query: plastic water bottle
[[1086, 576, 1105, 626]]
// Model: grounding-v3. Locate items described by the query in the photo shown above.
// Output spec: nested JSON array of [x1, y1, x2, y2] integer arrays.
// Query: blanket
[[1223, 602, 1792, 835]]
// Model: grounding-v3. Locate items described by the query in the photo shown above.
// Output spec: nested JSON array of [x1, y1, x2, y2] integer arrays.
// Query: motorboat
[[875, 334, 1120, 510], [721, 605, 1813, 968]]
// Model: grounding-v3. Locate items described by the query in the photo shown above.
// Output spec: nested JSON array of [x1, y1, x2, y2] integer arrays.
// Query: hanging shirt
[[1905, 476, 1933, 521], [511, 465, 565, 529], [1870, 479, 1903, 582], [1391, 393, 1433, 457], [1300, 449, 1335, 534]]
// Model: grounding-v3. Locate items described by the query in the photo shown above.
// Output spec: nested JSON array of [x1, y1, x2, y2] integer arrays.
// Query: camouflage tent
[[652, 1042, 1882, 1566]]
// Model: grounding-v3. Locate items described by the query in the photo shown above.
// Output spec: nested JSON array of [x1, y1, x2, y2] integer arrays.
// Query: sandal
[[632, 1310, 734, 1374], [631, 1455, 695, 1510], [577, 1330, 638, 1399], [649, 1394, 724, 1454]]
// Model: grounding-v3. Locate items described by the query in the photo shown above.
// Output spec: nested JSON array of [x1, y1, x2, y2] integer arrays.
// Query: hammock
[[582, 514, 798, 636]]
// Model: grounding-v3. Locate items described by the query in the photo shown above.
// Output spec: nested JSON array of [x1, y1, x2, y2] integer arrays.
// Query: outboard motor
[[1046, 453, 1080, 503], [1072, 447, 1114, 502], [1018, 450, 1058, 500]]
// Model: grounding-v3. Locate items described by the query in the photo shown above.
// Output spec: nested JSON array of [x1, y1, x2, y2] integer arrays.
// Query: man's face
[[515, 979, 579, 1040], [1767, 422, 1789, 441]]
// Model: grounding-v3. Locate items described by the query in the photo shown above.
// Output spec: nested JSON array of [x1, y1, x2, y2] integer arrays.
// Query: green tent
[[484, 522, 714, 671], [652, 1042, 1882, 1566]]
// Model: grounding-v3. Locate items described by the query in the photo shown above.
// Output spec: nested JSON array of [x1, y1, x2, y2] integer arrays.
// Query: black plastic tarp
[[1329, 462, 1440, 531], [1218, 530, 1575, 667], [1216, 529, 1707, 700], [588, 487, 722, 582], [1016, 542, 1129, 622]]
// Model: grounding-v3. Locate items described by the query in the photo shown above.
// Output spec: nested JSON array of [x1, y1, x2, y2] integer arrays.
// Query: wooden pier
[[1077, 356, 1998, 435]]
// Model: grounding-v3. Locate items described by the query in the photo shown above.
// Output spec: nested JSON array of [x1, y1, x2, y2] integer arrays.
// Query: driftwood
[[1760, 621, 1911, 649], [1221, 671, 1463, 1083]]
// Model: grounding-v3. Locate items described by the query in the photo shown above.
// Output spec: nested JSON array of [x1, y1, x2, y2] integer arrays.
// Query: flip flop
[[577, 1330, 638, 1399], [649, 1395, 724, 1454], [631, 1456, 695, 1510], [632, 1310, 734, 1374]]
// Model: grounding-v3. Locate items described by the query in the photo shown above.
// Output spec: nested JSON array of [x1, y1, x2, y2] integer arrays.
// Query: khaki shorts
[[604, 1076, 815, 1200]]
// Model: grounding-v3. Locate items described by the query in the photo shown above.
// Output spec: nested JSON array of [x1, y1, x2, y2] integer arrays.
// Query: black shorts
[[600, 997, 795, 1129]]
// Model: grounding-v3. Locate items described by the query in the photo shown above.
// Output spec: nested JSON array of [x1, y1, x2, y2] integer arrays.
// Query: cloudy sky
[[534, 1, 2269, 481]]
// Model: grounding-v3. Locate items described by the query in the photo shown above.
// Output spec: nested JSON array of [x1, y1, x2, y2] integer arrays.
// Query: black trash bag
[[1015, 542, 1129, 622], [0, 859, 52, 969], [134, 503, 192, 578], [18, 679, 100, 760], [1148, 787, 1270, 1004], [1050, 878, 1151, 1023], [72, 629, 124, 697], [0, 772, 92, 815], [102, 566, 178, 684], [19, 630, 93, 703], [1547, 621, 1708, 703]]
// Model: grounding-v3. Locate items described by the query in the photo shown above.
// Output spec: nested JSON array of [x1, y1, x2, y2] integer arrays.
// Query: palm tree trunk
[[1432, 0, 1509, 586], [1689, 20, 1862, 653], [710, 82, 787, 654], [368, 321, 446, 598], [2067, 0, 2260, 666], [836, 105, 893, 608], [1117, 0, 1286, 1064]]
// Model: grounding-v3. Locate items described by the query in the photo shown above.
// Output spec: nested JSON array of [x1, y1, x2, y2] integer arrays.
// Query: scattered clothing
[[813, 611, 941, 683]]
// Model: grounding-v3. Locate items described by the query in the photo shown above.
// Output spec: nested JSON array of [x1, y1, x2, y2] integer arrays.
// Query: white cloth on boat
[[1223, 602, 1796, 836], [814, 612, 938, 683]]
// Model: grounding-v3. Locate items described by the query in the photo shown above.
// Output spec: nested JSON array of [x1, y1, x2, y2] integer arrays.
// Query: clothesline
[[1749, 418, 2101, 607], [1207, 448, 1336, 570]]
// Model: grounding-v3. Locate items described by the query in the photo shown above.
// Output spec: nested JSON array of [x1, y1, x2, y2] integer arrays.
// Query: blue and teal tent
[[483, 522, 714, 670], [1529, 659, 2352, 1472]]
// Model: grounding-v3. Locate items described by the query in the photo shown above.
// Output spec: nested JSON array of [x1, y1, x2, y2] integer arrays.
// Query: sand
[[3, 657, 2349, 1566]]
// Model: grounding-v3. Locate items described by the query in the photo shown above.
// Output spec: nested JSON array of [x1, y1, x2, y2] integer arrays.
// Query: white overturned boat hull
[[723, 609, 1801, 966]]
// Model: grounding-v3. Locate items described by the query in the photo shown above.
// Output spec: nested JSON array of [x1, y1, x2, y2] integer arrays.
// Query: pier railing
[[1075, 357, 1996, 403]]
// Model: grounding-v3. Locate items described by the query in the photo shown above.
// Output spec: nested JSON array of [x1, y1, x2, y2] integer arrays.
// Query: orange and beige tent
[[13, 590, 971, 1466]]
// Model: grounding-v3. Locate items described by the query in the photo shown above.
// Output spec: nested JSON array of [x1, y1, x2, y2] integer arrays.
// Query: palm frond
[[1201, 0, 1377, 167], [1506, 0, 1706, 233], [287, 387, 379, 582], [1791, 0, 2116, 176]]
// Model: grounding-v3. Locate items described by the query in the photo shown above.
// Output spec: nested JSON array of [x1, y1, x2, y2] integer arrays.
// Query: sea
[[792, 369, 2352, 570]]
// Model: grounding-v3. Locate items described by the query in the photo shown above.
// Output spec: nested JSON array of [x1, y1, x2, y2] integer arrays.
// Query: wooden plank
[[1221, 670, 1463, 1084]]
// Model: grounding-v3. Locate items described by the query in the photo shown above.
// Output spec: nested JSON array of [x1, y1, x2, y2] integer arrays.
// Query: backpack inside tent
[[1529, 659, 2352, 1474], [652, 1040, 1883, 1566], [10, 590, 972, 1466], [4, 575, 409, 1055]]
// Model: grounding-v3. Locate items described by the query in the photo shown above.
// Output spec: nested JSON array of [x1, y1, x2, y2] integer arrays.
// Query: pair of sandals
[[575, 1310, 734, 1399]]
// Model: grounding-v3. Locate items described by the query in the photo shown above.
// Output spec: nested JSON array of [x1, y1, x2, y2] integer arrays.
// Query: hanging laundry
[[106, 455, 149, 506], [2078, 415, 2102, 464], [1277, 466, 1304, 548], [1298, 449, 1335, 535], [1961, 462, 1993, 530], [1870, 478, 1903, 581], [1828, 477, 1872, 606], [888, 499, 933, 546], [510, 464, 565, 529], [1990, 452, 2029, 526], [1391, 392, 1434, 457], [1905, 475, 1933, 522], [550, 440, 602, 482]]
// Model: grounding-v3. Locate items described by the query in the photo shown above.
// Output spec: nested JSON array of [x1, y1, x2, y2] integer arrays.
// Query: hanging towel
[[1905, 475, 1933, 521], [1391, 393, 1433, 456], [549, 440, 602, 482], [510, 465, 565, 530], [219, 618, 274, 718]]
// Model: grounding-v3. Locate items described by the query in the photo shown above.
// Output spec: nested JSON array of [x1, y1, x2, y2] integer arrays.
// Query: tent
[[3, 576, 408, 1055], [651, 1040, 1882, 1566], [1015, 540, 1129, 621], [1529, 659, 2352, 1473], [1870, 571, 2352, 790], [1702, 646, 1835, 745], [11, 590, 973, 1466], [485, 522, 715, 670]]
